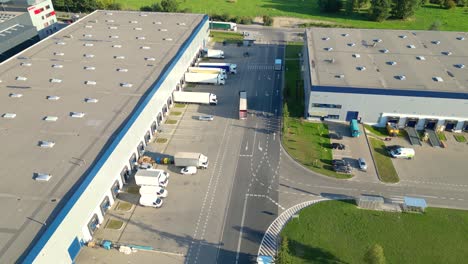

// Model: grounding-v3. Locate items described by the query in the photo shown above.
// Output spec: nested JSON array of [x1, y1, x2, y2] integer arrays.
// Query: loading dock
[[444, 120, 457, 131], [424, 119, 438, 130], [405, 127, 422, 146], [464, 121, 468, 132], [386, 116, 400, 124], [406, 118, 419, 128]]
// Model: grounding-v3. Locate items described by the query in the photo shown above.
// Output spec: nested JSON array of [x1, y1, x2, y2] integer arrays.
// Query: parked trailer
[[198, 62, 237, 74], [188, 67, 227, 79], [174, 152, 209, 169], [173, 91, 218, 105], [274, 59, 282, 71], [184, 72, 225, 85], [135, 169, 169, 187], [209, 21, 237, 31], [203, 49, 224, 59], [239, 91, 247, 120]]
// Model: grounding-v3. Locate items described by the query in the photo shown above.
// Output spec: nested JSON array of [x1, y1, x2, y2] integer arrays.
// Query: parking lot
[[389, 133, 468, 187], [326, 122, 379, 183], [77, 41, 264, 262]]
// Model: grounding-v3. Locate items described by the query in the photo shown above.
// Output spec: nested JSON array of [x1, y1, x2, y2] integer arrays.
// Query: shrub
[[444, 0, 457, 8], [240, 16, 253, 24], [429, 20, 442, 30], [263, 15, 273, 26]]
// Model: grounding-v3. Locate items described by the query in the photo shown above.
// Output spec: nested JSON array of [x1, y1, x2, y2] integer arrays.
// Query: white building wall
[[308, 91, 468, 129], [30, 16, 209, 264]]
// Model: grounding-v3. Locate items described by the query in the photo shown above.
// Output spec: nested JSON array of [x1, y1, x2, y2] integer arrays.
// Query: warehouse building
[[304, 28, 468, 132], [0, 10, 208, 263]]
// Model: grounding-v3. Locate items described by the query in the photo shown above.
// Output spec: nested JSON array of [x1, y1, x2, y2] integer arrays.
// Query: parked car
[[333, 165, 352, 174], [199, 115, 214, 121], [386, 145, 403, 152], [139, 185, 168, 198], [331, 143, 346, 150], [358, 158, 367, 171], [329, 133, 343, 140], [139, 195, 164, 208], [181, 166, 197, 175], [332, 159, 347, 166]]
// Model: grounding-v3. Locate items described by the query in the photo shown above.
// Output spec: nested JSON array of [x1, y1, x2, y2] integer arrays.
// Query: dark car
[[386, 145, 403, 152], [332, 159, 347, 166], [333, 165, 352, 174], [329, 133, 343, 140], [331, 143, 346, 150]]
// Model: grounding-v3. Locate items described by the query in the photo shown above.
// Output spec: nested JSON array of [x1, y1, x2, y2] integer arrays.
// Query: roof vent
[[407, 45, 416, 49], [447, 71, 454, 77], [46, 96, 60, 101], [112, 44, 122, 48], [140, 13, 148, 17], [56, 41, 66, 45], [456, 36, 465, 40], [106, 19, 114, 23], [159, 29, 168, 32], [44, 116, 58, 121], [50, 78, 62, 83], [85, 25, 93, 28], [130, 20, 138, 24], [352, 53, 361, 58], [399, 35, 407, 39], [324, 47, 333, 51], [380, 49, 389, 53], [106, 12, 113, 15], [109, 35, 119, 39], [322, 37, 330, 41], [154, 21, 162, 24], [85, 81, 97, 85], [387, 61, 397, 66], [54, 52, 64, 56], [454, 64, 465, 69], [52, 64, 63, 68], [84, 54, 95, 58], [34, 173, 52, 182], [356, 66, 366, 71], [120, 82, 133, 88], [70, 112, 86, 118], [140, 46, 151, 50], [432, 77, 444, 82], [2, 113, 16, 119], [145, 57, 156, 61], [9, 93, 23, 98], [136, 36, 146, 40], [117, 68, 128, 72], [335, 74, 345, 79], [326, 58, 335, 63], [395, 75, 406, 80], [84, 66, 95, 70], [442, 51, 452, 56], [341, 33, 349, 37], [85, 98, 99, 103], [134, 27, 143, 31], [373, 38, 383, 43], [431, 40, 441, 45], [163, 38, 172, 41], [347, 43, 355, 47], [16, 76, 27, 81], [109, 26, 118, 29], [84, 43, 94, 47], [114, 55, 125, 59], [83, 34, 92, 37], [39, 140, 55, 148], [177, 22, 186, 26], [20, 62, 32, 67], [416, 56, 426, 61]]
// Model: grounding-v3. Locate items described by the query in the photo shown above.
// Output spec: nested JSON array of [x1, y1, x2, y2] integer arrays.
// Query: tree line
[[320, 0, 467, 22]]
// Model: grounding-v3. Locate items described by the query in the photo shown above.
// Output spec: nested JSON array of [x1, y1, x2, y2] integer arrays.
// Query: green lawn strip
[[170, 111, 182, 116], [174, 103, 186, 108], [156, 138, 168, 143], [115, 1, 468, 31], [437, 132, 447, 141], [284, 42, 304, 117], [165, 119, 177, 124], [115, 201, 133, 211], [282, 119, 352, 179], [285, 42, 303, 59], [209, 31, 243, 43], [454, 134, 466, 142], [364, 124, 388, 137], [369, 138, 399, 183], [281, 200, 468, 264], [105, 219, 124, 230]]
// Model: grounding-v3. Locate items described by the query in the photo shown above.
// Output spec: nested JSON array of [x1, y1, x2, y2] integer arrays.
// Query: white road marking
[[235, 195, 249, 264], [258, 142, 263, 152]]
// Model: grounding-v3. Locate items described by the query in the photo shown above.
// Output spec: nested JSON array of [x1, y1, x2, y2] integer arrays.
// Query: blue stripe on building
[[22, 14, 209, 263]]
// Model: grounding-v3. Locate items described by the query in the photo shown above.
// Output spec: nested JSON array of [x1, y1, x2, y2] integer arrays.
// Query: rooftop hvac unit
[[43, 116, 58, 122], [34, 173, 52, 182]]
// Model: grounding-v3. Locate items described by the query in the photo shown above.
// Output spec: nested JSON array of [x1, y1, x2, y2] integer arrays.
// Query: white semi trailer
[[184, 72, 225, 85], [188, 67, 227, 79], [173, 91, 218, 105], [174, 152, 209, 169]]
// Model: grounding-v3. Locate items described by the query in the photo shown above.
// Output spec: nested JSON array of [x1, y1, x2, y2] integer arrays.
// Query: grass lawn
[[369, 138, 399, 183], [174, 103, 186, 108], [283, 119, 352, 179], [115, 0, 468, 31], [170, 111, 182, 116], [437, 132, 447, 141], [281, 200, 468, 264], [209, 31, 243, 43], [284, 42, 304, 117], [165, 119, 177, 124], [105, 219, 124, 230], [364, 124, 388, 137], [454, 134, 466, 142]]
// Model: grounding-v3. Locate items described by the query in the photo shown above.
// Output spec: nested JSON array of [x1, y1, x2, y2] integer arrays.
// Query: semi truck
[[239, 91, 247, 120], [135, 169, 170, 187], [188, 67, 227, 79], [274, 59, 282, 71], [209, 21, 237, 31], [173, 91, 218, 105], [184, 72, 225, 85], [203, 49, 224, 59], [198, 62, 237, 74], [174, 152, 209, 169]]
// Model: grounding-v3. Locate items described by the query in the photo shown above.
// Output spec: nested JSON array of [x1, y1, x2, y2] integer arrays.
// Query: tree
[[364, 244, 386, 264], [318, 0, 343, 12], [160, 0, 180, 12], [276, 237, 293, 264], [263, 15, 273, 26], [443, 0, 456, 8], [392, 0, 421, 19], [369, 0, 391, 21], [429, 19, 442, 30]]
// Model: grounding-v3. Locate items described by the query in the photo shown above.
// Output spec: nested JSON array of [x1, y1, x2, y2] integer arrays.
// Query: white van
[[139, 195, 164, 208], [139, 185, 168, 198], [390, 147, 415, 159]]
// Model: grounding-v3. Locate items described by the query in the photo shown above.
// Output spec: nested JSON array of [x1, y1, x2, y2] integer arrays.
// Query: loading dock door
[[345, 111, 359, 121], [445, 121, 456, 131], [406, 118, 418, 127], [425, 120, 438, 130], [464, 122, 468, 132], [68, 237, 82, 262]]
